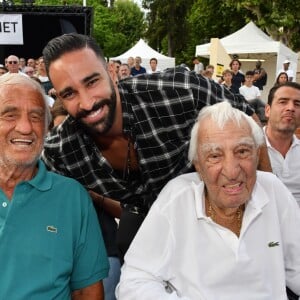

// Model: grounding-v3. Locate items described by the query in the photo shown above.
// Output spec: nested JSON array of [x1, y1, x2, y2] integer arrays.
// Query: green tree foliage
[[224, 0, 300, 51], [142, 0, 194, 62], [11, 0, 300, 64], [89, 0, 145, 58]]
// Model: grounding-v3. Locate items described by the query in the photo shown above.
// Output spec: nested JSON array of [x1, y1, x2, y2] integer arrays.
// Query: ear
[[107, 61, 118, 84], [265, 104, 270, 119]]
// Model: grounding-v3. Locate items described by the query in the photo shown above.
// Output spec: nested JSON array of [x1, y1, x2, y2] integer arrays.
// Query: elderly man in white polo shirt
[[116, 101, 300, 300]]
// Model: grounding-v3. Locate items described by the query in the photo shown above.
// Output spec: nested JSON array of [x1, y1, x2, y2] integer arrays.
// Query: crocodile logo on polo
[[47, 225, 58, 233], [268, 241, 279, 247]]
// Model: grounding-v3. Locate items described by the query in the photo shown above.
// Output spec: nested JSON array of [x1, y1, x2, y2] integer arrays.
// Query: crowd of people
[[0, 34, 299, 300]]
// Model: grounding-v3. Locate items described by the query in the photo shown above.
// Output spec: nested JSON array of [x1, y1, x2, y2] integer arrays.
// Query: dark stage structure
[[0, 4, 93, 62]]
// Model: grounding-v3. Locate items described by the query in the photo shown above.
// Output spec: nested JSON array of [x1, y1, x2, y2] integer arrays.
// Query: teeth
[[88, 107, 102, 118], [225, 183, 240, 188], [11, 139, 33, 144]]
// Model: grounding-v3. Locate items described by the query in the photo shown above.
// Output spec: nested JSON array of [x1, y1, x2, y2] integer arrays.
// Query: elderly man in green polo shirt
[[0, 74, 109, 300]]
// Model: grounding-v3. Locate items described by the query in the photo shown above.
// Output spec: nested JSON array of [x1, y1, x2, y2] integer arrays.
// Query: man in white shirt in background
[[147, 57, 161, 74], [277, 59, 294, 82], [192, 56, 204, 74], [239, 70, 266, 124], [264, 82, 300, 206], [116, 101, 300, 300]]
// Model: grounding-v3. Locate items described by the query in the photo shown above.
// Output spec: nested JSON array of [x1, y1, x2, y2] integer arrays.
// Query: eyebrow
[[58, 72, 101, 98], [200, 137, 255, 152], [0, 106, 44, 116]]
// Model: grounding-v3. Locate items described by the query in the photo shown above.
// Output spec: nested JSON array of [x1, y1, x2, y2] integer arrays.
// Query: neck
[[0, 164, 38, 199], [265, 126, 293, 157], [206, 197, 244, 237]]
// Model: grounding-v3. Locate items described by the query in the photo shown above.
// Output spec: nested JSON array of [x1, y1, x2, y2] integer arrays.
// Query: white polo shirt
[[264, 127, 300, 206], [117, 171, 300, 300]]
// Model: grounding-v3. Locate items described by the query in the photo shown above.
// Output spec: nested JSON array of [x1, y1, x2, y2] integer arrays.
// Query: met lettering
[[0, 22, 18, 33]]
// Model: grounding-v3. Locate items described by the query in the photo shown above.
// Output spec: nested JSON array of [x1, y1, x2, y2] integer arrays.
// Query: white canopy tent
[[110, 39, 175, 71], [195, 22, 298, 99]]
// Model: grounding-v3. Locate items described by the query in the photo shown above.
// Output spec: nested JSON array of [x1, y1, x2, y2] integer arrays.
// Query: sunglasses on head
[[8, 61, 18, 64]]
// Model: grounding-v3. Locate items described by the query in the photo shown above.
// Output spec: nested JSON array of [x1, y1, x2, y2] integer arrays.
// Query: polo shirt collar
[[27, 160, 52, 191], [192, 172, 269, 220], [263, 126, 299, 149]]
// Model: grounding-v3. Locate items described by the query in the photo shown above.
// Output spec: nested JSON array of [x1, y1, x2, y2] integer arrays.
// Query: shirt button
[[2, 202, 7, 208]]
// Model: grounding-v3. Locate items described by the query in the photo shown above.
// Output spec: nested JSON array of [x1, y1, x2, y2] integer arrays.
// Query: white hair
[[188, 101, 265, 162], [0, 73, 52, 129]]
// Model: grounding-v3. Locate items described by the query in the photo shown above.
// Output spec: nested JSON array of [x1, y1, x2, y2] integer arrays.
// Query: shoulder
[[45, 116, 81, 146], [48, 169, 88, 193], [255, 171, 294, 202], [119, 67, 202, 92], [155, 173, 202, 207]]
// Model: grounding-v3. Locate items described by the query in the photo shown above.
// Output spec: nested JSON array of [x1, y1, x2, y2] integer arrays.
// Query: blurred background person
[[274, 72, 289, 87], [119, 63, 131, 80]]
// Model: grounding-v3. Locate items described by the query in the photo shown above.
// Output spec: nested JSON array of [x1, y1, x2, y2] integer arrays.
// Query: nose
[[286, 101, 296, 111], [78, 90, 95, 111], [15, 114, 33, 134], [221, 154, 241, 180]]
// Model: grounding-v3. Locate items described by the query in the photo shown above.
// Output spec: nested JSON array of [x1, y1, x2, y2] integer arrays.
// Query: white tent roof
[[196, 21, 298, 62], [111, 39, 175, 71]]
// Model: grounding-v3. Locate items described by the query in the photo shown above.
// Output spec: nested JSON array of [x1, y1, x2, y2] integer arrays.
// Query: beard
[[76, 78, 117, 135]]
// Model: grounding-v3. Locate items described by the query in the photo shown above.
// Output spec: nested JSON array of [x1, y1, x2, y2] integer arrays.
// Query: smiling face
[[265, 86, 300, 135], [193, 118, 258, 209], [48, 48, 118, 135], [0, 84, 46, 168]]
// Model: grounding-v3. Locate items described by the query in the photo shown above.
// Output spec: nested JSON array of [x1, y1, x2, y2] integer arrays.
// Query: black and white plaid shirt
[[42, 67, 253, 253]]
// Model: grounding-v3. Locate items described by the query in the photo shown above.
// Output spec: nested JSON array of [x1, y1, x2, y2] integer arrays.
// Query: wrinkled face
[[194, 118, 258, 209], [0, 84, 46, 168], [48, 48, 117, 135], [265, 86, 300, 134]]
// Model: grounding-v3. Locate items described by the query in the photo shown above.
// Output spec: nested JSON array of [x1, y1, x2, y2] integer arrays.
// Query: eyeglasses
[[8, 61, 18, 64]]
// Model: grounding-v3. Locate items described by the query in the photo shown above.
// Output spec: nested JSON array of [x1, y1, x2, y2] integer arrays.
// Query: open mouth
[[223, 182, 243, 193], [11, 138, 33, 146], [81, 104, 107, 124]]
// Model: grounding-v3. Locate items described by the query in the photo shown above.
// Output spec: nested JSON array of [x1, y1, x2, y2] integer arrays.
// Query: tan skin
[[48, 49, 130, 218], [48, 48, 272, 219], [0, 81, 104, 300], [265, 86, 300, 157], [72, 282, 104, 300]]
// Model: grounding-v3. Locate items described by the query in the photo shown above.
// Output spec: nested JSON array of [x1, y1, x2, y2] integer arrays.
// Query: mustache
[[75, 99, 111, 119]]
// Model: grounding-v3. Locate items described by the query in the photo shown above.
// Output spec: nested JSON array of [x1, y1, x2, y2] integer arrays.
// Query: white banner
[[0, 14, 23, 45]]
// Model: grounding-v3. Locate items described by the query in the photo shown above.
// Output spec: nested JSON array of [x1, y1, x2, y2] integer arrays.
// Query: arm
[[72, 281, 104, 300], [89, 190, 122, 219]]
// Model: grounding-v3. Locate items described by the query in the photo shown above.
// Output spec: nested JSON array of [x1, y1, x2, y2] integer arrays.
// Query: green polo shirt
[[0, 160, 109, 299]]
